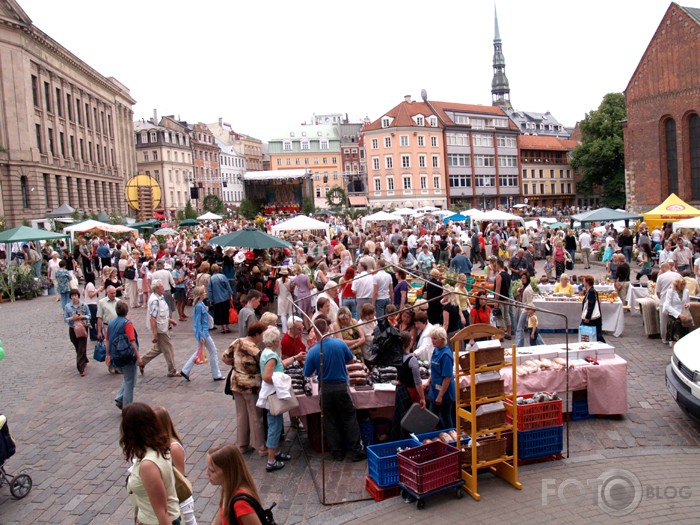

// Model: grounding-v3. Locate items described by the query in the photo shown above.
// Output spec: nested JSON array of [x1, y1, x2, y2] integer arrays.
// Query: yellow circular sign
[[125, 174, 162, 211]]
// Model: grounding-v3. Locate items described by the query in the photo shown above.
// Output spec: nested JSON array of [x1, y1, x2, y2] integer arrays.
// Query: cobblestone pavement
[[1, 259, 699, 524]]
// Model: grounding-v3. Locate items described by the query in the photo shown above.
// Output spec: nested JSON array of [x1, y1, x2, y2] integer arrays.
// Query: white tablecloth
[[626, 285, 650, 314], [533, 298, 625, 337], [537, 284, 615, 294]]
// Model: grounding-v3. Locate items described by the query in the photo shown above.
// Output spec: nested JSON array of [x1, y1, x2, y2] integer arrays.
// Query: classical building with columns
[[0, 0, 137, 227]]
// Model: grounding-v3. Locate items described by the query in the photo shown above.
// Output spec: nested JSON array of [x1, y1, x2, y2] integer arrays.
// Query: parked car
[[666, 327, 700, 423]]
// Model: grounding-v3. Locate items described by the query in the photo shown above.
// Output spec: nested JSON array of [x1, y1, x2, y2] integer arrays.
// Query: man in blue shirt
[[304, 318, 366, 462], [449, 245, 472, 276], [96, 240, 111, 272]]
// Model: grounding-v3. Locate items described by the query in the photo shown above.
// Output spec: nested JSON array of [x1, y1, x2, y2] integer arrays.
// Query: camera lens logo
[[597, 469, 642, 516]]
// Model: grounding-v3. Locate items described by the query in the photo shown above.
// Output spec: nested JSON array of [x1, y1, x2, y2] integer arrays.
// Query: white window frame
[[387, 177, 395, 191], [283, 140, 292, 151], [301, 140, 310, 150], [419, 155, 426, 168], [382, 118, 390, 128], [384, 137, 392, 148], [374, 178, 381, 191], [320, 139, 329, 150], [416, 116, 424, 126], [372, 157, 380, 170], [385, 156, 393, 169], [400, 135, 409, 147], [430, 136, 438, 147], [401, 155, 410, 168], [432, 155, 439, 168], [433, 176, 440, 189], [417, 135, 425, 147], [371, 138, 378, 149]]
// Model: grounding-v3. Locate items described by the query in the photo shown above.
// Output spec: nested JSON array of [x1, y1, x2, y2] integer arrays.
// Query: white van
[[666, 327, 700, 423]]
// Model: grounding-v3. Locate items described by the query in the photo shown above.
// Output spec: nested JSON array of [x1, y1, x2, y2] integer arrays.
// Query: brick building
[[191, 123, 221, 210], [624, 3, 700, 212]]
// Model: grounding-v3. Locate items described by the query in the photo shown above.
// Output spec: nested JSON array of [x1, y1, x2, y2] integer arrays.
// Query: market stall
[[533, 297, 625, 336], [271, 214, 330, 240], [643, 193, 700, 231], [537, 283, 615, 294], [291, 383, 396, 417], [361, 211, 405, 230], [626, 284, 652, 314]]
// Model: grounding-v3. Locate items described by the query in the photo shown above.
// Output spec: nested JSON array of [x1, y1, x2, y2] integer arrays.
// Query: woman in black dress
[[425, 268, 444, 326], [581, 275, 605, 343], [104, 267, 124, 298]]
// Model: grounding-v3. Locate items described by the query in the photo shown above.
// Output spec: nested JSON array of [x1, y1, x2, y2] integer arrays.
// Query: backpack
[[228, 492, 277, 525], [108, 317, 137, 367], [370, 323, 403, 367]]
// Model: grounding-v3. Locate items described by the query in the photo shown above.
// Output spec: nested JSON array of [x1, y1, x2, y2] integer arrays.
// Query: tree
[[183, 200, 198, 219], [202, 194, 225, 214], [301, 196, 315, 216], [238, 198, 259, 220], [570, 93, 627, 208]]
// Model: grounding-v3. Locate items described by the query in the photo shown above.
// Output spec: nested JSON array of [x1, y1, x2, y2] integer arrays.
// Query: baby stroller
[[0, 415, 32, 499]]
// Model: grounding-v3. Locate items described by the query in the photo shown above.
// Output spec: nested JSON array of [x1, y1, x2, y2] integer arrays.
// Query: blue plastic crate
[[571, 399, 593, 421], [518, 426, 563, 459], [414, 428, 458, 447], [360, 420, 375, 446], [367, 438, 420, 488]]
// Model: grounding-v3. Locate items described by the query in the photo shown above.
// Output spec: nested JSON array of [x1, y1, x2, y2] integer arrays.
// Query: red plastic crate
[[365, 476, 400, 501], [505, 392, 563, 431], [398, 441, 460, 495]]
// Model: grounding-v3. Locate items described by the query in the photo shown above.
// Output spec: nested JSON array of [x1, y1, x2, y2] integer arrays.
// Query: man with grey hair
[[316, 281, 339, 324], [97, 285, 120, 374], [372, 259, 393, 318], [352, 261, 374, 316], [281, 315, 306, 359], [140, 279, 179, 377], [151, 259, 176, 319]]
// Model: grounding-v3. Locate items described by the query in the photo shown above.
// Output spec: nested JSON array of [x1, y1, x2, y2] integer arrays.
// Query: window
[[314, 172, 320, 181], [333, 172, 338, 180], [20, 176, 29, 208], [387, 177, 394, 191], [492, 118, 508, 127], [416, 116, 424, 126], [322, 157, 328, 164], [665, 119, 679, 195], [449, 175, 472, 188], [75, 98, 82, 124], [385, 156, 393, 169], [419, 155, 426, 168], [447, 133, 469, 146], [454, 114, 469, 125], [549, 169, 555, 178], [560, 183, 565, 194], [316, 187, 321, 198], [421, 176, 427, 189], [305, 158, 309, 165], [418, 136, 425, 147], [314, 157, 319, 164], [66, 94, 73, 121], [384, 137, 392, 148], [498, 155, 518, 168], [690, 114, 700, 199], [559, 169, 564, 178], [79, 138, 84, 161], [325, 186, 330, 195], [403, 176, 412, 190], [69, 136, 75, 158], [48, 128, 55, 156], [474, 155, 495, 167], [429, 117, 437, 127], [55, 88, 63, 117], [296, 158, 300, 165], [44, 82, 51, 112], [31, 75, 39, 107], [153, 151, 158, 161], [433, 176, 440, 189], [371, 138, 378, 149], [568, 183, 572, 194], [475, 175, 495, 187], [35, 124, 42, 152], [496, 135, 516, 148], [430, 136, 438, 147], [59, 132, 65, 157], [499, 174, 518, 187], [150, 132, 157, 142], [85, 103, 90, 128], [301, 140, 310, 150], [332, 157, 337, 164], [432, 155, 439, 168], [374, 178, 381, 191], [283, 140, 292, 151], [144, 152, 149, 161], [524, 184, 528, 195], [532, 183, 537, 194], [382, 118, 390, 128], [471, 118, 485, 130], [400, 135, 409, 147], [539, 169, 544, 178], [372, 157, 380, 170], [540, 184, 545, 194], [448, 154, 470, 167], [401, 155, 410, 168], [43, 174, 51, 207], [473, 134, 493, 147]]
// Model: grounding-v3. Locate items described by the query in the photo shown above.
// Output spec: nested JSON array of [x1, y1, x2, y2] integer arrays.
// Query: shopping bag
[[578, 324, 597, 343], [194, 346, 208, 365], [93, 340, 107, 362], [268, 390, 299, 416], [229, 300, 238, 324]]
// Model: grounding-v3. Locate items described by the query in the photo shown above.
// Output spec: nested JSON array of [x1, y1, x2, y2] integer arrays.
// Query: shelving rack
[[453, 323, 522, 501]]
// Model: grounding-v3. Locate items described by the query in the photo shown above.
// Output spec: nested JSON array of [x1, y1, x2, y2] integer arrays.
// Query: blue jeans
[[567, 249, 576, 269], [622, 246, 632, 263], [342, 297, 357, 319], [116, 361, 138, 406], [266, 411, 284, 449], [181, 335, 222, 379], [60, 291, 70, 310], [34, 261, 42, 278], [375, 298, 390, 319]]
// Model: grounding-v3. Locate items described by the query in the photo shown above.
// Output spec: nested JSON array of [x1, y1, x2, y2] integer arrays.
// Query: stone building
[[624, 2, 700, 212], [190, 123, 221, 210], [0, 0, 137, 226], [133, 114, 193, 216], [206, 118, 263, 173]]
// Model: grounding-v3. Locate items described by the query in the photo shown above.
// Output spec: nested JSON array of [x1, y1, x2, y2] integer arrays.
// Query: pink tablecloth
[[497, 356, 628, 415], [290, 387, 396, 417]]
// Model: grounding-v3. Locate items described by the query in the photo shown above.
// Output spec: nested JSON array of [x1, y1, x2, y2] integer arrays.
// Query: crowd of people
[[8, 210, 700, 523]]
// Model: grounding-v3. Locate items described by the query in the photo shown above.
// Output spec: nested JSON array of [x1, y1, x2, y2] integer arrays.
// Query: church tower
[[491, 5, 511, 109]]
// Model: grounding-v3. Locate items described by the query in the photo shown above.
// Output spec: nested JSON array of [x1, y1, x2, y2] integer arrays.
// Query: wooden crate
[[459, 347, 505, 372], [460, 379, 505, 403], [461, 409, 507, 434]]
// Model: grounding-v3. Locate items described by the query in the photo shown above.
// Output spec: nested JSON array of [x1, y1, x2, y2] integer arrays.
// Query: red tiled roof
[[519, 135, 578, 151], [363, 100, 438, 131]]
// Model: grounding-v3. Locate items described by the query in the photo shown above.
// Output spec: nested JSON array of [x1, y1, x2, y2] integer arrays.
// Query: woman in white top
[[121, 403, 181, 525], [48, 251, 62, 301], [154, 407, 197, 525], [275, 267, 293, 333], [83, 271, 103, 342], [663, 277, 692, 347]]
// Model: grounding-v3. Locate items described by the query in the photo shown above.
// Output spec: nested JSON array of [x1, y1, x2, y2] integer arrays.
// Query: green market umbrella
[[209, 228, 291, 249], [178, 219, 200, 226]]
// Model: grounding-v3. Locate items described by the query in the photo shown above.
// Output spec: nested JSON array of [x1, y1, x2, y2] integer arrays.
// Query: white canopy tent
[[271, 215, 330, 240], [461, 208, 486, 220], [416, 206, 438, 213], [479, 210, 524, 223], [197, 211, 223, 220], [673, 216, 700, 231], [63, 220, 136, 235], [361, 211, 405, 229], [432, 209, 455, 218], [391, 208, 417, 217]]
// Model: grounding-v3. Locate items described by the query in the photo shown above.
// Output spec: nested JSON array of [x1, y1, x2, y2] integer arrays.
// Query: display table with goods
[[532, 292, 624, 337], [453, 325, 521, 501], [537, 283, 615, 294], [626, 283, 651, 314]]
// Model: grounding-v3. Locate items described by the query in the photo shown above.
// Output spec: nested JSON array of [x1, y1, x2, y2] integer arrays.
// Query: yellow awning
[[643, 193, 700, 230]]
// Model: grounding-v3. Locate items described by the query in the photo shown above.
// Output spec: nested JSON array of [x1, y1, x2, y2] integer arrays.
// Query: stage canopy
[[643, 193, 700, 230], [271, 215, 330, 240], [197, 211, 223, 220]]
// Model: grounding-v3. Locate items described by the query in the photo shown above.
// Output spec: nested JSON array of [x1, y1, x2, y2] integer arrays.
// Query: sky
[[21, 0, 699, 142]]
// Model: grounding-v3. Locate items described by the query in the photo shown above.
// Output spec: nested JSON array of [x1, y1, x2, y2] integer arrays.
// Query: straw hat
[[278, 267, 289, 275]]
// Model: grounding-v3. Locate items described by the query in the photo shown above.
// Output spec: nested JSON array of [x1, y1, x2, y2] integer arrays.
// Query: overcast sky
[[23, 0, 696, 142]]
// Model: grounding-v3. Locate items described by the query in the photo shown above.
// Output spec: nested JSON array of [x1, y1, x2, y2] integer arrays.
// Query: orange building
[[519, 135, 579, 207]]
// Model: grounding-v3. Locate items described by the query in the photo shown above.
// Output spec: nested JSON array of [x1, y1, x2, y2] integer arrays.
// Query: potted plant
[[39, 276, 51, 296]]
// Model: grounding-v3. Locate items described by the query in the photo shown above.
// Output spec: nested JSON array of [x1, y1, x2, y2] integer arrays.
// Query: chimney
[[404, 95, 412, 103], [153, 109, 158, 124], [218, 117, 223, 126]]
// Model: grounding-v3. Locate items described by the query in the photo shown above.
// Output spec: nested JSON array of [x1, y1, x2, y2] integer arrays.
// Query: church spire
[[491, 4, 511, 109]]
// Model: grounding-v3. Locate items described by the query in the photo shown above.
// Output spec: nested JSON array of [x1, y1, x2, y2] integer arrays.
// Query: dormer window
[[283, 140, 292, 151], [320, 139, 329, 150], [429, 117, 438, 127], [416, 116, 424, 126], [290, 132, 295, 137], [301, 140, 310, 151], [382, 118, 391, 128]]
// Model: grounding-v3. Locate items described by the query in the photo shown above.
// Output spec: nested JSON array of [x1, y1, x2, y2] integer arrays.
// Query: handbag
[[681, 307, 694, 328], [194, 346, 208, 365], [93, 340, 107, 362], [73, 320, 88, 338], [268, 390, 299, 416], [207, 313, 215, 330], [229, 300, 238, 324], [124, 266, 136, 280], [173, 466, 192, 503]]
